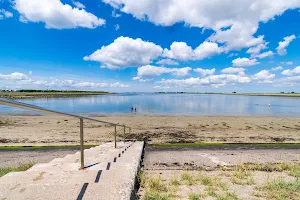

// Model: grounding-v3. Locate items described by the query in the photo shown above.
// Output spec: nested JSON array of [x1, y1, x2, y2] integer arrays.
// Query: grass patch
[[0, 119, 11, 126], [169, 176, 180, 186], [216, 192, 240, 200], [258, 179, 300, 199], [206, 186, 217, 197], [142, 176, 178, 200], [0, 162, 35, 177], [181, 171, 194, 185], [231, 167, 254, 185], [143, 191, 171, 200], [232, 163, 300, 178], [137, 169, 146, 188], [148, 177, 168, 192], [188, 193, 206, 200], [200, 175, 213, 186]]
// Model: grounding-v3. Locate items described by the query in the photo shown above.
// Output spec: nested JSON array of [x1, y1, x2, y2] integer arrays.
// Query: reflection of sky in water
[[0, 94, 300, 117]]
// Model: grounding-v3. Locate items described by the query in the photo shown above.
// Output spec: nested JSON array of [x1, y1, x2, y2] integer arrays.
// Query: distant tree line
[[1, 89, 109, 93]]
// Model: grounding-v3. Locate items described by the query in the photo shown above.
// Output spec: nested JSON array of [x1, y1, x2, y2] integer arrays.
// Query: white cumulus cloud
[[14, 0, 105, 29], [281, 61, 293, 65], [72, 1, 85, 9], [253, 70, 275, 83], [163, 41, 223, 61], [156, 59, 179, 66], [84, 37, 163, 69], [114, 24, 120, 31], [157, 73, 251, 88], [103, 0, 300, 51], [0, 72, 29, 80], [276, 35, 297, 56], [221, 67, 245, 74], [193, 68, 215, 77], [232, 57, 259, 67], [281, 66, 300, 76], [134, 65, 191, 79], [271, 66, 283, 71], [246, 43, 268, 56], [255, 50, 274, 59], [0, 9, 13, 19], [163, 42, 193, 61]]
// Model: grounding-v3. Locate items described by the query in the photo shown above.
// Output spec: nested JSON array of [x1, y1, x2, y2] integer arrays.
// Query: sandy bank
[[0, 114, 300, 146]]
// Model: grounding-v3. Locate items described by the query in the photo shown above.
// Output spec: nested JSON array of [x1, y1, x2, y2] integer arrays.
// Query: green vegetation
[[0, 90, 112, 99], [140, 163, 300, 199], [169, 176, 180, 186], [0, 119, 11, 126], [181, 171, 194, 185], [143, 191, 172, 200], [143, 176, 176, 200], [216, 192, 240, 200], [231, 168, 254, 185], [206, 186, 217, 197], [0, 162, 35, 177], [258, 179, 300, 199], [230, 163, 300, 178], [199, 175, 213, 186], [188, 193, 205, 200]]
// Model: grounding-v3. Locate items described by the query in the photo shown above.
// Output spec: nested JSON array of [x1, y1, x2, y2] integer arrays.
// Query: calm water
[[0, 93, 300, 117]]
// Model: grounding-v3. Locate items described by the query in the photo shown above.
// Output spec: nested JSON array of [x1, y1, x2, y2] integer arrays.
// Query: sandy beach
[[0, 114, 300, 146]]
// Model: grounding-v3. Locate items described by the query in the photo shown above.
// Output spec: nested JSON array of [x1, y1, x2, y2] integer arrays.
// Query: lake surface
[[0, 93, 300, 117]]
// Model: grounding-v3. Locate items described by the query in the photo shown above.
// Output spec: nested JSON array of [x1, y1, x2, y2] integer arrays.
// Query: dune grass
[[258, 179, 300, 199], [0, 119, 11, 126], [139, 162, 300, 199], [0, 162, 35, 177]]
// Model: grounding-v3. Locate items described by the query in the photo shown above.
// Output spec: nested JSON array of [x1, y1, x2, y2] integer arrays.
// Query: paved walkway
[[0, 141, 144, 200]]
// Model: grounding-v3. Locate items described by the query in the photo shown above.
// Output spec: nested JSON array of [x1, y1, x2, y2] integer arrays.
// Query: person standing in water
[[134, 106, 137, 113], [131, 106, 133, 113]]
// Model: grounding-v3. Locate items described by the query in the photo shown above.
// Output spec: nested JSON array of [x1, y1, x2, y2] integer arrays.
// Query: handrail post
[[114, 125, 117, 148], [123, 126, 126, 143], [80, 118, 84, 170]]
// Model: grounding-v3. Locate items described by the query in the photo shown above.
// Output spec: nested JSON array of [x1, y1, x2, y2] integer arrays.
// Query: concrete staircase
[[0, 141, 144, 200]]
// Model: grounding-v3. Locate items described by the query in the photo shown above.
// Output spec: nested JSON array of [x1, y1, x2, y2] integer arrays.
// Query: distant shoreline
[[0, 91, 114, 99], [156, 92, 300, 97], [225, 93, 300, 97]]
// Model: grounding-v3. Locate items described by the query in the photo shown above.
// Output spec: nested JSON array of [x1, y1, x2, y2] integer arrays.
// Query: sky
[[0, 0, 300, 93]]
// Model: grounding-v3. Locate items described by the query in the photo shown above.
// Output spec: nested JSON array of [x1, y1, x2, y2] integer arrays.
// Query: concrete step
[[0, 170, 101, 184], [0, 141, 143, 200], [83, 141, 143, 199], [0, 183, 87, 200]]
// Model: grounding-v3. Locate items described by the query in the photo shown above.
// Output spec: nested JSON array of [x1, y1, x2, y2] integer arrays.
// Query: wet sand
[[0, 114, 300, 146]]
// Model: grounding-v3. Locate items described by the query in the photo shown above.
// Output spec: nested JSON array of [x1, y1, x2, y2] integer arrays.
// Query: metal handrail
[[0, 98, 131, 169]]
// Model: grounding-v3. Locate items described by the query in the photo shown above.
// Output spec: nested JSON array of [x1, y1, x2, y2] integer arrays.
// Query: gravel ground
[[144, 146, 300, 170], [0, 148, 81, 167]]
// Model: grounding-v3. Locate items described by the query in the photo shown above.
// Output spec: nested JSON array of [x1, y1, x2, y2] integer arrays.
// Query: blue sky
[[1, 0, 300, 92]]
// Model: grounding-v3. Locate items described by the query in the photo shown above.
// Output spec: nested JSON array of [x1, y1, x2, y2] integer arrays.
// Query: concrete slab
[[0, 141, 144, 200]]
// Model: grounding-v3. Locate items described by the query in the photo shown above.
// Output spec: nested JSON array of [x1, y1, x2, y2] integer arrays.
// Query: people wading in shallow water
[[134, 106, 137, 113], [131, 106, 134, 113]]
